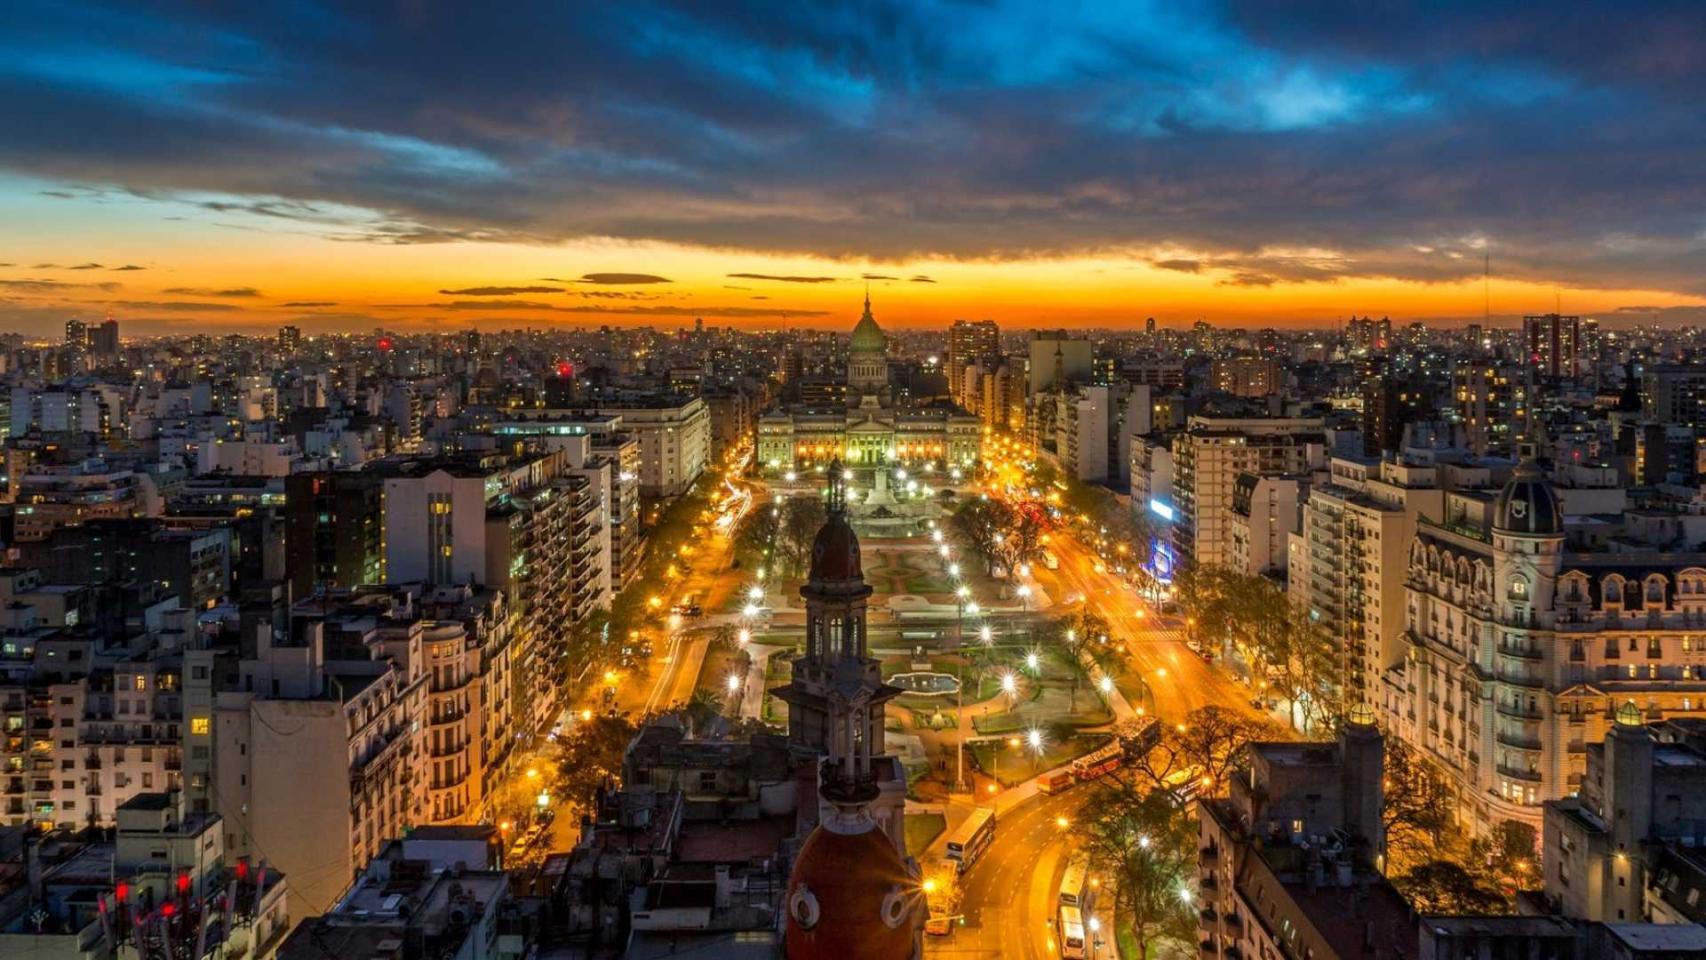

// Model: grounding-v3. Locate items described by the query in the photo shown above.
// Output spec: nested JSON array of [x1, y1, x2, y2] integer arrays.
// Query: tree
[[1080, 782, 1198, 959], [1393, 861, 1508, 915], [777, 494, 827, 577], [1382, 738, 1454, 873], [735, 497, 782, 568], [1046, 609, 1125, 714], [552, 712, 639, 812], [1120, 705, 1275, 806], [993, 501, 1048, 574], [950, 497, 1007, 573]]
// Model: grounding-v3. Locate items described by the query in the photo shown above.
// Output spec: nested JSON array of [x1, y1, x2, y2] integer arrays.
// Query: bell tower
[[774, 463, 898, 762]]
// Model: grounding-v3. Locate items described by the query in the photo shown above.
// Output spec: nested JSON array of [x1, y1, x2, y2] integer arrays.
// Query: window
[[1509, 576, 1529, 600], [190, 717, 210, 736]]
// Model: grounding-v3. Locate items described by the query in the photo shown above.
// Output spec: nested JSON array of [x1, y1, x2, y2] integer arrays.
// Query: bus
[[1058, 905, 1087, 959], [1058, 853, 1091, 909], [944, 808, 996, 875], [1120, 717, 1162, 758], [1038, 770, 1074, 795], [1070, 741, 1124, 781]]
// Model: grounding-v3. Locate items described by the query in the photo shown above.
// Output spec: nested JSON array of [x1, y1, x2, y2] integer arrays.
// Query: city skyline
[[5, 3, 1706, 335]]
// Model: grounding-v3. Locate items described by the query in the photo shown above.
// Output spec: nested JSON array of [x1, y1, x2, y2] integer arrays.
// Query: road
[[924, 451, 1270, 959], [1036, 528, 1266, 724], [927, 789, 1093, 960]]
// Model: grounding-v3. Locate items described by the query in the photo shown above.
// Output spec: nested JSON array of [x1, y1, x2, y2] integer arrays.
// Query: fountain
[[888, 671, 961, 696]]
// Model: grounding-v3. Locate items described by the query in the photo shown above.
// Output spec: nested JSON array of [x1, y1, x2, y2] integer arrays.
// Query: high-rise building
[[1522, 312, 1582, 379], [64, 318, 88, 349], [277, 324, 302, 354], [947, 319, 1000, 407], [1641, 364, 1706, 427], [91, 318, 119, 357], [1210, 355, 1283, 398], [1170, 416, 1326, 568], [285, 470, 383, 597]]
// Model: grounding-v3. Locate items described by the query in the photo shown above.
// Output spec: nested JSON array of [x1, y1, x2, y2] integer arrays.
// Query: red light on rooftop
[[378, 336, 395, 352], [556, 361, 574, 378]]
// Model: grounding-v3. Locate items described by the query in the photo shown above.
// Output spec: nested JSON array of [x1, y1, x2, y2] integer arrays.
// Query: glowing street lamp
[[1025, 651, 1040, 673], [966, 602, 980, 616], [737, 628, 751, 645], [743, 603, 760, 617], [978, 624, 993, 644], [748, 585, 763, 601], [948, 563, 960, 578], [727, 674, 742, 695], [938, 544, 951, 558]]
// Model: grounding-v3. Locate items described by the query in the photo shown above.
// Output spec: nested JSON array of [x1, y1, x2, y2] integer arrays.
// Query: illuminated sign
[[1148, 498, 1175, 521]]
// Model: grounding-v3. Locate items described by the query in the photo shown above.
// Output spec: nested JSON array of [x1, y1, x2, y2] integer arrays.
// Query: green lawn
[[695, 643, 748, 699], [904, 812, 947, 857], [968, 732, 1112, 787]]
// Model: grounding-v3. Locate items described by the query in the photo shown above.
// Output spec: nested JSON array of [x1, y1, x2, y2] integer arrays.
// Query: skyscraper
[[947, 319, 1000, 407], [1522, 313, 1581, 379], [278, 324, 302, 354], [90, 318, 119, 358]]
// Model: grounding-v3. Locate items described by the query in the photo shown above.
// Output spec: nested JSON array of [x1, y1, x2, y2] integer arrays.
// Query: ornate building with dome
[[757, 296, 980, 476], [773, 464, 923, 959], [1384, 458, 1706, 837]]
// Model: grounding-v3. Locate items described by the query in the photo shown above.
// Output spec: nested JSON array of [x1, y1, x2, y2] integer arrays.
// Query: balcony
[[1495, 729, 1542, 751], [1496, 763, 1542, 783], [1496, 701, 1543, 721], [1497, 669, 1546, 689], [1497, 641, 1544, 661]]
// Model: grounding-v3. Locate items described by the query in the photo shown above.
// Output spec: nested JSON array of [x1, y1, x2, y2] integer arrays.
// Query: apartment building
[[587, 397, 709, 498], [214, 607, 429, 926], [1171, 416, 1326, 568], [1385, 462, 1706, 839], [1, 651, 188, 830], [1226, 472, 1308, 578]]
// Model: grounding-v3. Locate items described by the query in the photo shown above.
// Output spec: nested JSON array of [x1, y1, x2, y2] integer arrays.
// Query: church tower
[[774, 462, 899, 760], [779, 462, 921, 960]]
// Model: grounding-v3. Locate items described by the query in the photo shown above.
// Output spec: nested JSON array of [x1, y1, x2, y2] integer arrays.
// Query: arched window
[[1509, 576, 1529, 601]]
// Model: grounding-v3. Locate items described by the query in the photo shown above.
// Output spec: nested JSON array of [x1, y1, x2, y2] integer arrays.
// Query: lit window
[[191, 717, 210, 736]]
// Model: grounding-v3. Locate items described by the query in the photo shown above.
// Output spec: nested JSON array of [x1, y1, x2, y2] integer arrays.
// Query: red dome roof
[[785, 822, 918, 960], [809, 515, 863, 582]]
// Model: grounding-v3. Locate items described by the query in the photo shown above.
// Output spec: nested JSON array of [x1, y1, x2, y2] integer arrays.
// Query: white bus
[[1058, 852, 1091, 909], [944, 808, 996, 875], [1058, 905, 1087, 959]]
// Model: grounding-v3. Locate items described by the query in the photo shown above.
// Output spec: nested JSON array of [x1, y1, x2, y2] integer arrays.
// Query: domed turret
[[808, 463, 865, 582], [785, 814, 919, 960], [1493, 459, 1562, 536], [849, 294, 886, 354]]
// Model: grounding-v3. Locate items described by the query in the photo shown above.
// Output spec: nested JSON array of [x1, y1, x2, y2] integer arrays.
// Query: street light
[[737, 628, 751, 645], [948, 563, 960, 578], [727, 674, 742, 695], [748, 585, 763, 601], [979, 624, 993, 644]]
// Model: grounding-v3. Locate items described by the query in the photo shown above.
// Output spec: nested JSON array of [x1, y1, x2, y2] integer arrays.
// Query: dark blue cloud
[[0, 1, 1703, 293]]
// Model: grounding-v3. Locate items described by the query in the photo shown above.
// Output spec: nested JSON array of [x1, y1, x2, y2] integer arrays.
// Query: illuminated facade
[[757, 298, 981, 473]]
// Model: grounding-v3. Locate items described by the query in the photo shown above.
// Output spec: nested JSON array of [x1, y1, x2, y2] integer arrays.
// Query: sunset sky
[[3, 2, 1705, 336]]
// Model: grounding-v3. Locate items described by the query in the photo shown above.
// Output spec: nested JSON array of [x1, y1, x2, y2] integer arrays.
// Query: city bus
[[1070, 741, 1124, 781], [1058, 852, 1091, 909], [944, 808, 996, 875], [1058, 905, 1087, 959], [1038, 770, 1074, 795]]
